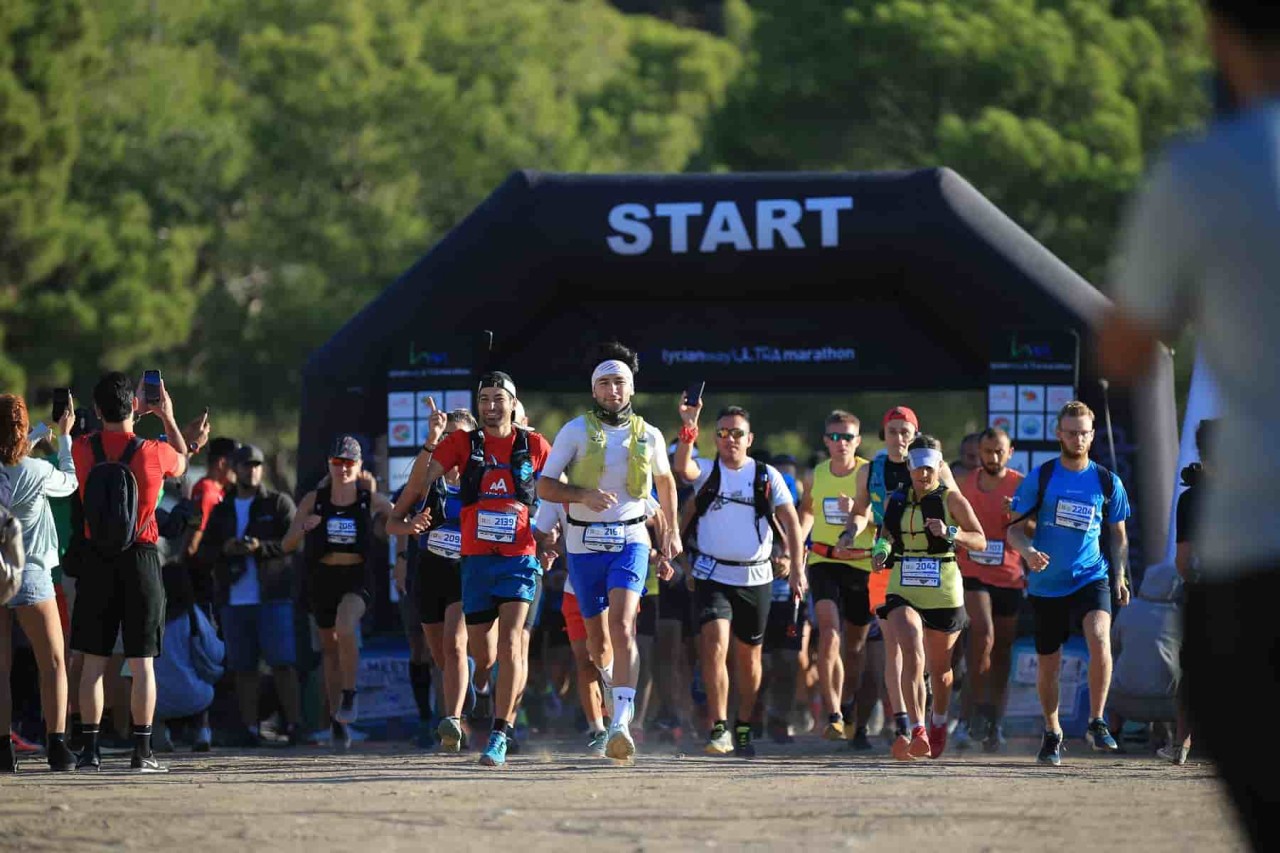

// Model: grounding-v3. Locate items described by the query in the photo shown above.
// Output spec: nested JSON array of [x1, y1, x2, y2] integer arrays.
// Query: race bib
[[968, 540, 1005, 566], [582, 523, 626, 554], [692, 553, 717, 579], [426, 526, 462, 559], [1054, 499, 1096, 532], [822, 497, 849, 526], [476, 510, 518, 544], [899, 557, 941, 588], [325, 517, 357, 546]]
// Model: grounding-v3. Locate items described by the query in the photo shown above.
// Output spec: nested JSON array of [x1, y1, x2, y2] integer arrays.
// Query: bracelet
[[678, 424, 699, 445], [421, 442, 437, 453]]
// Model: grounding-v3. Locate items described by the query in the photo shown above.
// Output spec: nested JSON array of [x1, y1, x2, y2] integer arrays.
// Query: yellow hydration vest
[[886, 487, 963, 610], [809, 458, 874, 571], [570, 412, 652, 499]]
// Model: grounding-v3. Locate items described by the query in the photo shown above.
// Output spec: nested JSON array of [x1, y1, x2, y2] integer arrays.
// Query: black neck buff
[[593, 402, 633, 427]]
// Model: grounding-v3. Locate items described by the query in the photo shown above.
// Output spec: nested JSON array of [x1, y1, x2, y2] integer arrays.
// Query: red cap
[[880, 406, 920, 439]]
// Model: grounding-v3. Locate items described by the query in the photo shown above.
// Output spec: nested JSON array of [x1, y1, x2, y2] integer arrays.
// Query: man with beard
[[955, 428, 1025, 752], [1007, 402, 1132, 766], [538, 343, 680, 763], [403, 372, 550, 766]]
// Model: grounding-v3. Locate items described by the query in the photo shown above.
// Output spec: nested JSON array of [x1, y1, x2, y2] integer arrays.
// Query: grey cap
[[329, 435, 362, 462], [234, 444, 265, 466]]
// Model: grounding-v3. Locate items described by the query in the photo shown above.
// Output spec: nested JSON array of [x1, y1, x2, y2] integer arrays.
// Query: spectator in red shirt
[[69, 372, 208, 773], [184, 437, 238, 610]]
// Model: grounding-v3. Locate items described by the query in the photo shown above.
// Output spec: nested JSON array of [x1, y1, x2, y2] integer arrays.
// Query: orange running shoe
[[891, 733, 913, 761], [908, 725, 931, 759]]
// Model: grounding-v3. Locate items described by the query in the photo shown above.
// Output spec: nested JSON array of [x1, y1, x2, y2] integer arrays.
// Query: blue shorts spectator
[[220, 601, 297, 672], [461, 554, 540, 623], [567, 543, 650, 620], [6, 565, 54, 609]]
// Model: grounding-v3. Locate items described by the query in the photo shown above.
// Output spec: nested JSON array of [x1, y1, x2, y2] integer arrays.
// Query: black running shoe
[[75, 748, 101, 772], [849, 726, 874, 752], [47, 738, 76, 772], [130, 751, 169, 774], [733, 724, 756, 758], [1037, 730, 1063, 766]]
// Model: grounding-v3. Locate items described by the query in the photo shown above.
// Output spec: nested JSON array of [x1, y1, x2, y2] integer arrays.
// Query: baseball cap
[[477, 371, 518, 400], [329, 435, 362, 462], [234, 444, 265, 466], [879, 406, 920, 440]]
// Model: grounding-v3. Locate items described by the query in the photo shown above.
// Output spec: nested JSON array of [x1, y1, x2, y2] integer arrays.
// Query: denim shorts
[[7, 565, 55, 608]]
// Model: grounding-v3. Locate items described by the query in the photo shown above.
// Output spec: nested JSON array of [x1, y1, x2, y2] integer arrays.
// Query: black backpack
[[82, 433, 143, 556], [882, 487, 952, 568], [1012, 459, 1115, 527], [684, 458, 785, 551]]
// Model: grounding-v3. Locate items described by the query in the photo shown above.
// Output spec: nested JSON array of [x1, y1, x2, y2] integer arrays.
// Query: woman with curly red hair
[[0, 393, 79, 772]]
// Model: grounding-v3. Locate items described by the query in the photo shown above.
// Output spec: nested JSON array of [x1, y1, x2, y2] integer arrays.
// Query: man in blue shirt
[[1008, 401, 1132, 766]]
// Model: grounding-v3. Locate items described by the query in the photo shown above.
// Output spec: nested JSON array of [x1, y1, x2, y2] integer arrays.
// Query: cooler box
[[1001, 635, 1092, 738]]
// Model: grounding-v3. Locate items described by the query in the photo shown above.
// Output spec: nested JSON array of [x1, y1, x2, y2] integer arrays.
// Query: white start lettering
[[606, 197, 854, 256]]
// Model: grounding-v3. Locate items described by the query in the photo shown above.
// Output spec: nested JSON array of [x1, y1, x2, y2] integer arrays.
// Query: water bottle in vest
[[82, 434, 143, 556]]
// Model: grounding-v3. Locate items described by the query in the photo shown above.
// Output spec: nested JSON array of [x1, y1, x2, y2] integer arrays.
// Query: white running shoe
[[605, 724, 635, 762], [1157, 744, 1189, 765], [587, 730, 608, 758]]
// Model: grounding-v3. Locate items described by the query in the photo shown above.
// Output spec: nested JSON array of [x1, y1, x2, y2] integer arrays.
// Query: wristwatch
[[944, 525, 959, 543]]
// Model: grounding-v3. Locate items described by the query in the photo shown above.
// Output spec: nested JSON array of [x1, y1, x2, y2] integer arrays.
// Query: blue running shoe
[[479, 730, 508, 767], [1086, 718, 1119, 752], [1037, 730, 1063, 766]]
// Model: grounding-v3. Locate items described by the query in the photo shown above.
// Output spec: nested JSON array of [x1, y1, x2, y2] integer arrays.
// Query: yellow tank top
[[887, 488, 963, 610], [809, 458, 874, 572]]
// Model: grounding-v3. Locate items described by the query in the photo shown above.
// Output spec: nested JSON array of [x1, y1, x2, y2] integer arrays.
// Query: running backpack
[[882, 487, 951, 568], [684, 458, 785, 551], [82, 433, 143, 556], [1013, 460, 1115, 527]]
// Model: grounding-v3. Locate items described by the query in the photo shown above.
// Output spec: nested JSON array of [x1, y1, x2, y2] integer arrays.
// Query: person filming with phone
[[68, 371, 209, 773]]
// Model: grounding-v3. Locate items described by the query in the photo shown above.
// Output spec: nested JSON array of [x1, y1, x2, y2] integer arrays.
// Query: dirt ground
[[0, 735, 1247, 852]]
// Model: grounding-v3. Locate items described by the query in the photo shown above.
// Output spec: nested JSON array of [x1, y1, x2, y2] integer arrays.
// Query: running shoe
[[929, 722, 948, 759], [587, 730, 608, 757], [331, 719, 353, 751], [193, 727, 213, 753], [479, 730, 508, 767], [849, 726, 873, 752], [606, 724, 636, 762], [907, 726, 931, 759], [335, 690, 359, 725], [982, 721, 1006, 754], [1086, 718, 1119, 752], [437, 717, 464, 753], [415, 720, 435, 750], [822, 716, 846, 741], [47, 738, 76, 772], [1037, 730, 1063, 766], [131, 751, 169, 774], [890, 733, 912, 761], [10, 729, 41, 754], [733, 724, 756, 758], [951, 721, 972, 751], [1157, 744, 1189, 765], [153, 724, 175, 754], [766, 716, 793, 745], [470, 690, 493, 725], [705, 723, 734, 756], [75, 748, 101, 772]]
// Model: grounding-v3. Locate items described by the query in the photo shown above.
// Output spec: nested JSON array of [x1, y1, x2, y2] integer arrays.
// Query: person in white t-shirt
[[673, 403, 806, 758], [538, 342, 681, 763]]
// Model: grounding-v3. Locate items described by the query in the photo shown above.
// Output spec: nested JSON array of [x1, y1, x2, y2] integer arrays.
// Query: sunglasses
[[1059, 429, 1094, 439], [329, 457, 358, 468], [825, 432, 859, 443], [715, 428, 747, 440]]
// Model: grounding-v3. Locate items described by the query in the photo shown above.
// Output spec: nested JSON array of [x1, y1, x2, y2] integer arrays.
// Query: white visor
[[591, 359, 634, 389], [908, 448, 944, 470]]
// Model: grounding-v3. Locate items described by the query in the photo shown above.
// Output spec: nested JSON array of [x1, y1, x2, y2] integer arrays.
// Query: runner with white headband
[[538, 341, 681, 763], [871, 434, 986, 760]]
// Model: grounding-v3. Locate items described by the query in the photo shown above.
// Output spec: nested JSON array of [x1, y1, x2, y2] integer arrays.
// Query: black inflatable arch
[[301, 168, 1177, 567]]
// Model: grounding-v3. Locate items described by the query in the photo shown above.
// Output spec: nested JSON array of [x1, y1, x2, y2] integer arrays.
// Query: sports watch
[[944, 525, 959, 543]]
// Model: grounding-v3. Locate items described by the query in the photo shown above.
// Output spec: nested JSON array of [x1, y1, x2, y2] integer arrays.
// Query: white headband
[[591, 360, 634, 389], [908, 448, 944, 470]]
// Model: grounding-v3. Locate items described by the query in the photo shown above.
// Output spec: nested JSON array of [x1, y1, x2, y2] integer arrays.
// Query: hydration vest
[[882, 485, 953, 568], [684, 458, 784, 553], [868, 450, 911, 526], [308, 485, 372, 558], [459, 427, 538, 508], [570, 413, 652, 500]]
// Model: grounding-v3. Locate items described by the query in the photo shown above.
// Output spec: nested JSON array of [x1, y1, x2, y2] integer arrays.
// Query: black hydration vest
[[684, 458, 784, 552], [883, 486, 953, 568], [458, 426, 538, 508], [309, 485, 372, 557]]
